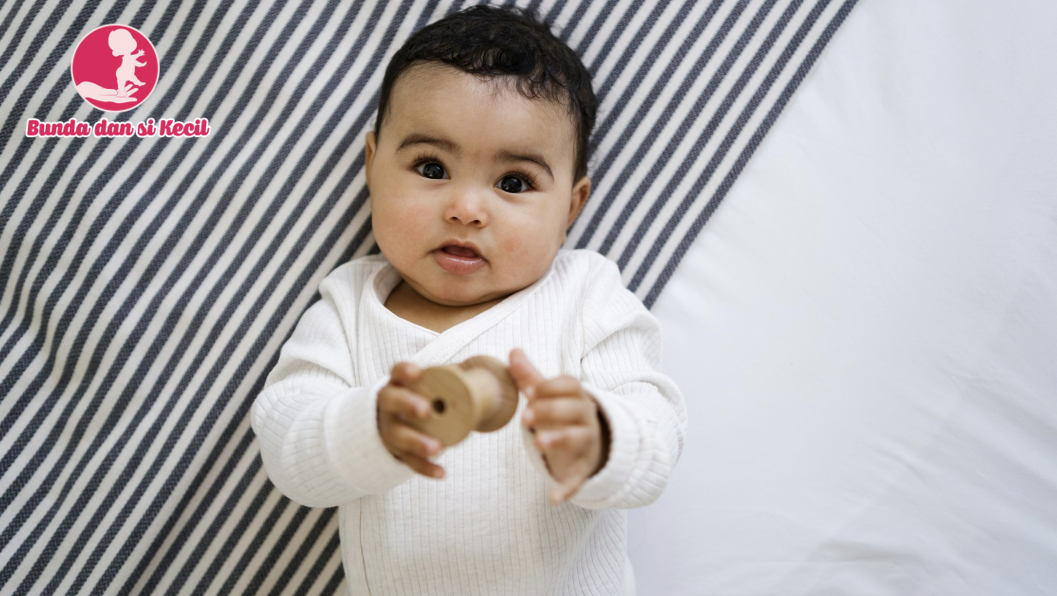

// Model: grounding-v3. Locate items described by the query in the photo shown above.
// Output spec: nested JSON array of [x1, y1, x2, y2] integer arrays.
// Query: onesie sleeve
[[251, 268, 414, 507], [567, 257, 688, 510]]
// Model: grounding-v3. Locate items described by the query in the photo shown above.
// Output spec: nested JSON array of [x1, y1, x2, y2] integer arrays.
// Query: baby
[[252, 5, 686, 595], [108, 28, 147, 97]]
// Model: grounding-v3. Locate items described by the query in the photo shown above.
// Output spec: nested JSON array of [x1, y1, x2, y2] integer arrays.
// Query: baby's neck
[[384, 280, 503, 333]]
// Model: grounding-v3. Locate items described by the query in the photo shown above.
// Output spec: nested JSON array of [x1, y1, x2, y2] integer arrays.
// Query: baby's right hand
[[377, 362, 445, 479]]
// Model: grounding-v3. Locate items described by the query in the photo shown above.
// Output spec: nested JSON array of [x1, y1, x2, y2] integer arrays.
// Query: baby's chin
[[398, 267, 539, 309], [422, 286, 514, 309]]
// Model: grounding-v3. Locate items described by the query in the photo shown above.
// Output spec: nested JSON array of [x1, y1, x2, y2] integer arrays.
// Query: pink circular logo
[[71, 24, 159, 112]]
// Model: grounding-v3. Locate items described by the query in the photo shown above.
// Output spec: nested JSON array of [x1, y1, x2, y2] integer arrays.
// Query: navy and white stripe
[[0, 0, 856, 593]]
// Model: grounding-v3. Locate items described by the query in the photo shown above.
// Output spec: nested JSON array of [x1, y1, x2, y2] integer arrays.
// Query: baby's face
[[365, 63, 590, 308]]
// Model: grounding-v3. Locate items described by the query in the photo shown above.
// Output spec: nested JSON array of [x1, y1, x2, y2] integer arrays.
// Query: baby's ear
[[566, 176, 591, 228], [364, 131, 377, 188]]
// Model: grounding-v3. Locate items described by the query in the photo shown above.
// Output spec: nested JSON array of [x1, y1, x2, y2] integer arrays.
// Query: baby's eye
[[416, 162, 447, 180], [498, 175, 528, 194]]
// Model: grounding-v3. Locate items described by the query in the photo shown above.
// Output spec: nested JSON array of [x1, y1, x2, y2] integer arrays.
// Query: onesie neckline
[[366, 258, 554, 344]]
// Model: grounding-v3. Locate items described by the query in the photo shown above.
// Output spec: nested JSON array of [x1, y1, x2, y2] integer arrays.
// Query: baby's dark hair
[[375, 4, 597, 180]]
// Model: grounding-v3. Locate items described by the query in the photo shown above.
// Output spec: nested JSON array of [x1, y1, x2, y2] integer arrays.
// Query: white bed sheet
[[634, 1, 1057, 594]]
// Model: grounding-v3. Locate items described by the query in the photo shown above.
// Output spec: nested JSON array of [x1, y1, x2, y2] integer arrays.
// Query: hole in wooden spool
[[432, 398, 445, 414]]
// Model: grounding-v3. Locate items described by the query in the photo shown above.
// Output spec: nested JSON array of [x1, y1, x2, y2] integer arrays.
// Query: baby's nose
[[444, 188, 489, 226]]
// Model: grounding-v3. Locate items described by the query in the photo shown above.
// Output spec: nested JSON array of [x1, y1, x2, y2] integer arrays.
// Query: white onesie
[[252, 249, 687, 595]]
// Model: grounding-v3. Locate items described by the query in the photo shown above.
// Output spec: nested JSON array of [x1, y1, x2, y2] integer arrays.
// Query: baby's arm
[[510, 349, 607, 504], [252, 272, 414, 507], [521, 257, 687, 510]]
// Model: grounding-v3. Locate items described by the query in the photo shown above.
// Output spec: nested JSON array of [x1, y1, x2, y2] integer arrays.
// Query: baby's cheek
[[376, 198, 427, 233], [497, 230, 557, 282], [496, 226, 532, 259]]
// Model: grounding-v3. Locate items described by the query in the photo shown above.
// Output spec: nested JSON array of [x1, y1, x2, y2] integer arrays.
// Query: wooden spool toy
[[406, 355, 520, 447]]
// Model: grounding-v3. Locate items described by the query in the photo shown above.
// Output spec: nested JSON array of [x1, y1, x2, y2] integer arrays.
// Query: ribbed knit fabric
[[251, 249, 687, 595]]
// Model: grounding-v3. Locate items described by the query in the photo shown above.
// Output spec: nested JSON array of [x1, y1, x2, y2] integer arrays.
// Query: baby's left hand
[[509, 348, 609, 504]]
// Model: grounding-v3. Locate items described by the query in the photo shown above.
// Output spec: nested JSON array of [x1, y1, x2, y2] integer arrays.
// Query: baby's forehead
[[388, 63, 577, 135]]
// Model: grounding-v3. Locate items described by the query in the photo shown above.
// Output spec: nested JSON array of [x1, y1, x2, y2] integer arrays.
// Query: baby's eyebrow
[[397, 133, 459, 154], [498, 151, 553, 181]]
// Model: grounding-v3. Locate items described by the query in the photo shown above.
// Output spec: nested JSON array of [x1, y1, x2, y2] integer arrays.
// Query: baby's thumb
[[508, 348, 545, 396]]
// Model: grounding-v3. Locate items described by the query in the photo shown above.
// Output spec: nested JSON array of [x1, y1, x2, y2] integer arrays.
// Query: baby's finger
[[384, 420, 441, 458], [398, 453, 446, 480], [549, 477, 583, 504], [534, 427, 593, 454], [508, 349, 545, 398], [378, 385, 431, 419], [523, 397, 595, 428], [532, 375, 585, 400], [389, 361, 423, 386]]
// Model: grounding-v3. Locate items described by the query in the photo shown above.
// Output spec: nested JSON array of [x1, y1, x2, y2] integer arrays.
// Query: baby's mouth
[[441, 245, 481, 259], [433, 243, 486, 274]]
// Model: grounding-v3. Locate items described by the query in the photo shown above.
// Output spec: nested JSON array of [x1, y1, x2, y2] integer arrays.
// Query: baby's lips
[[432, 244, 487, 274], [441, 245, 480, 258], [436, 240, 487, 259]]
